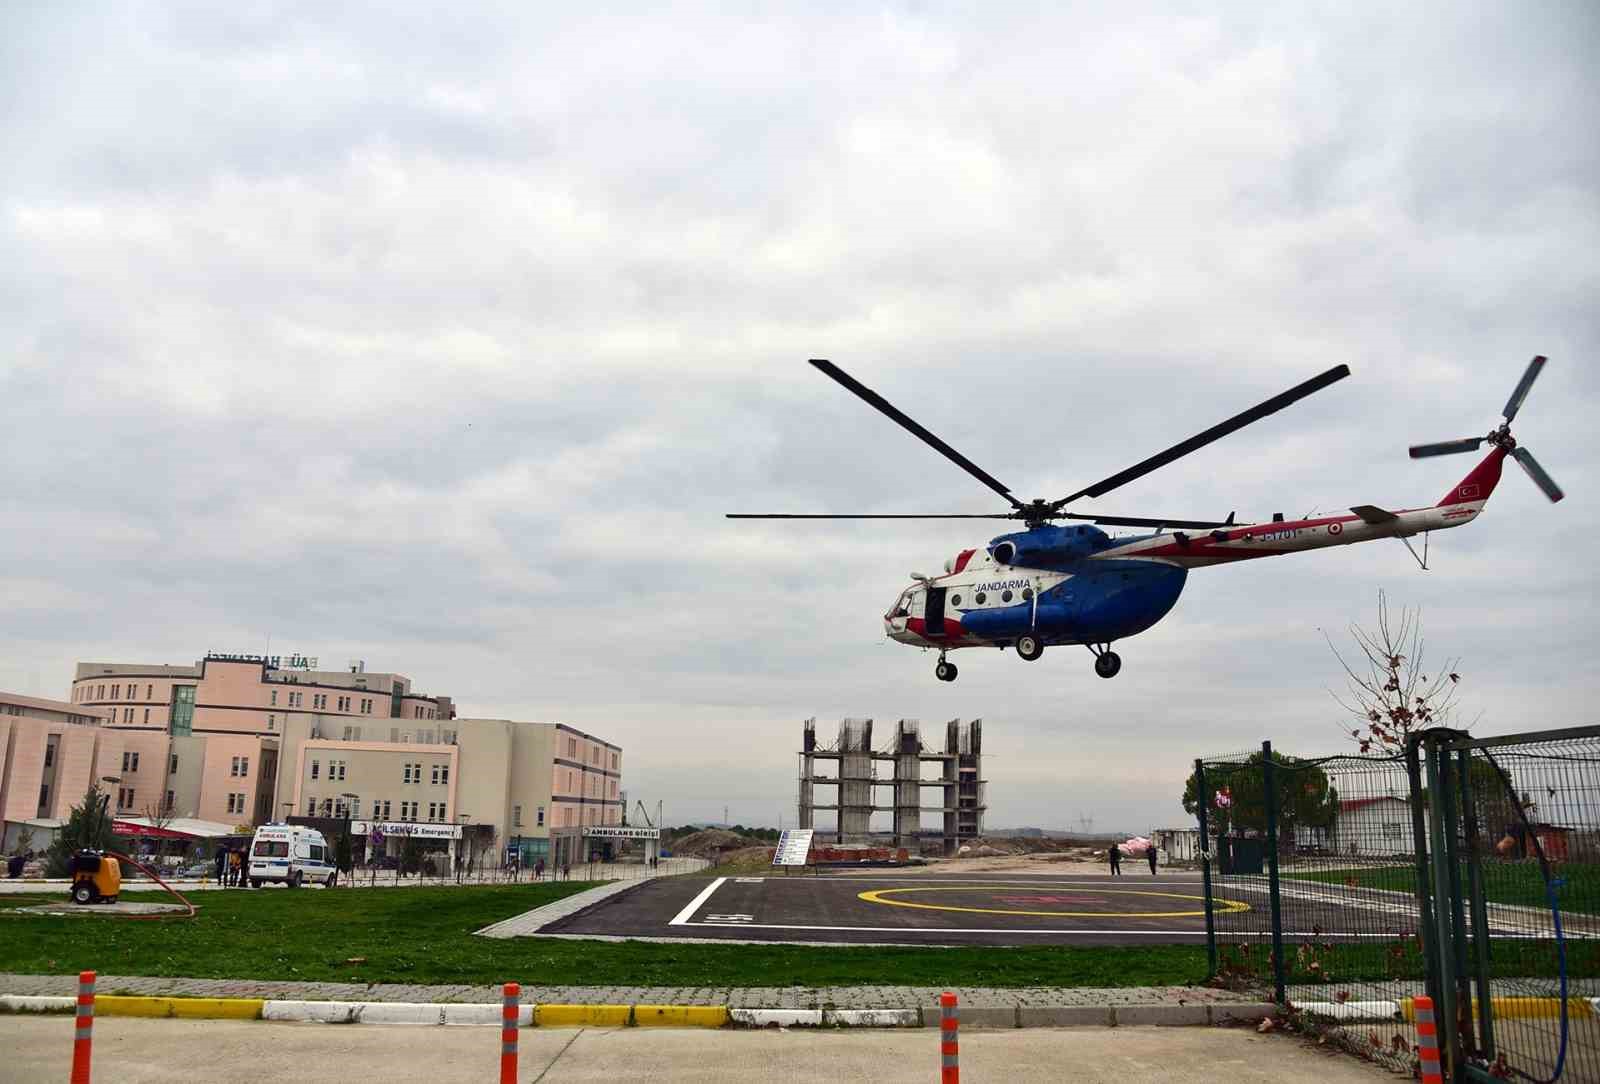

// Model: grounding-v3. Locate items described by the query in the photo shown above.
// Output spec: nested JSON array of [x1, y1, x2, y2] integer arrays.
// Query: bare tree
[[1328, 591, 1467, 754]]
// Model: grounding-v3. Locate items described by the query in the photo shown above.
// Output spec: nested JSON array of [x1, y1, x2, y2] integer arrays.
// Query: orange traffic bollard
[[500, 981, 520, 1084], [939, 991, 959, 1083], [71, 970, 95, 1084], [1414, 996, 1443, 1084]]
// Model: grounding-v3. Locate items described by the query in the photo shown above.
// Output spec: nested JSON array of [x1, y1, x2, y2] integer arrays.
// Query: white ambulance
[[248, 823, 338, 888]]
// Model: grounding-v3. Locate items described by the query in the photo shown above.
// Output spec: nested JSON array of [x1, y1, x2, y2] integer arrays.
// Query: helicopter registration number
[[1255, 528, 1300, 542]]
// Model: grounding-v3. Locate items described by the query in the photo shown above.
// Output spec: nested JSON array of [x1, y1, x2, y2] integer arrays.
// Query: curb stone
[[2, 994, 1278, 1029]]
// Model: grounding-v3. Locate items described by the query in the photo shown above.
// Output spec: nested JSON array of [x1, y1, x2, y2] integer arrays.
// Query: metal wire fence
[[1438, 730, 1600, 1083], [1195, 745, 1425, 1074], [1195, 727, 1600, 1082]]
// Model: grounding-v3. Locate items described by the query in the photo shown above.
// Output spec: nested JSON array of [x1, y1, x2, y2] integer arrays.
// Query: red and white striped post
[[939, 991, 959, 1083], [71, 970, 96, 1084], [1414, 995, 1443, 1084], [500, 981, 520, 1084]]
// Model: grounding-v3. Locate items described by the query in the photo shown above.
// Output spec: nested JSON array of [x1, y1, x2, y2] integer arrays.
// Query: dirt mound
[[670, 829, 752, 857]]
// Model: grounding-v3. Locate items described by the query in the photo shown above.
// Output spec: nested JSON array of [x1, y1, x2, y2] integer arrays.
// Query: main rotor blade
[[809, 359, 1022, 509], [1503, 355, 1547, 423], [1057, 512, 1235, 529], [1409, 437, 1484, 459], [1056, 364, 1352, 504], [726, 513, 1019, 520], [1511, 447, 1565, 502]]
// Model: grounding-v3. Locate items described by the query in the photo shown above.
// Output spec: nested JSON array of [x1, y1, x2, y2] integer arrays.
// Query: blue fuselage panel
[[958, 561, 1187, 645]]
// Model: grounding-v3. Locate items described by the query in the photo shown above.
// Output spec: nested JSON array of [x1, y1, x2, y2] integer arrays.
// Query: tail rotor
[[1409, 355, 1564, 503]]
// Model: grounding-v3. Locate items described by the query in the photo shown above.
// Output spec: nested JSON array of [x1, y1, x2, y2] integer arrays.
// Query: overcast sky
[[3, 3, 1596, 835]]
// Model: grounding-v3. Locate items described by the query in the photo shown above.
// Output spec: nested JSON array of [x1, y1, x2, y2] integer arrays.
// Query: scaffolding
[[798, 717, 986, 856]]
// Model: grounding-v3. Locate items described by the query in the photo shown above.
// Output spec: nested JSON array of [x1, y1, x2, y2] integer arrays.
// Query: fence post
[[1261, 741, 1287, 1006], [1456, 747, 1496, 1062], [939, 991, 959, 1083], [1414, 995, 1444, 1084], [500, 981, 520, 1084], [1194, 758, 1218, 979], [1423, 735, 1463, 1078], [1405, 735, 1445, 1039]]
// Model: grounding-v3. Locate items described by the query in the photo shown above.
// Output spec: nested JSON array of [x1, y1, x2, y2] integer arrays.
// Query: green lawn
[[0, 885, 1207, 989], [1284, 861, 1600, 914]]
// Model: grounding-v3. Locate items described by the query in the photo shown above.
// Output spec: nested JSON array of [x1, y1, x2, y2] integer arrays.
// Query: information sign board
[[771, 828, 815, 866]]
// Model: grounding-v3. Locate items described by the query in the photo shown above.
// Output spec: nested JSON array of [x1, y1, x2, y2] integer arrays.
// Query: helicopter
[[729, 356, 1563, 681]]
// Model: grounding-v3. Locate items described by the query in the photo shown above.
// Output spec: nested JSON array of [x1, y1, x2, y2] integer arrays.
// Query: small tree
[[45, 783, 116, 876], [335, 828, 354, 875], [1328, 591, 1465, 754], [1182, 751, 1339, 844], [12, 823, 35, 857]]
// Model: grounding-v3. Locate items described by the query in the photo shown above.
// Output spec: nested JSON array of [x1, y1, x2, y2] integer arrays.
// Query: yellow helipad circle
[[857, 886, 1251, 919]]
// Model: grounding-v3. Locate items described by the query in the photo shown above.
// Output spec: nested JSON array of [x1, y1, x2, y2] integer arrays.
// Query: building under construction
[[798, 718, 985, 855]]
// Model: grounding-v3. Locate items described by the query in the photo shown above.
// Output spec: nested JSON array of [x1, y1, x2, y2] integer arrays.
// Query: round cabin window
[[975, 592, 987, 605], [1001, 590, 1013, 603], [1022, 587, 1033, 601], [950, 594, 962, 606]]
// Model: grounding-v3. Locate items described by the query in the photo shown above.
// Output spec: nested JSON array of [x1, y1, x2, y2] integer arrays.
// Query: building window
[[38, 783, 50, 811], [400, 801, 417, 821], [343, 725, 353, 740], [117, 787, 134, 811], [331, 760, 346, 781], [97, 684, 105, 698], [536, 806, 545, 827], [169, 753, 178, 774], [44, 744, 55, 768], [611, 752, 618, 770], [305, 797, 317, 816], [311, 760, 321, 780], [122, 751, 140, 773], [513, 805, 523, 827], [143, 707, 150, 724], [567, 738, 576, 757], [164, 790, 174, 812], [431, 764, 449, 785], [377, 799, 391, 820], [111, 684, 120, 699], [267, 714, 276, 730], [361, 698, 372, 714], [171, 685, 195, 737], [146, 683, 153, 699], [227, 792, 246, 815], [231, 756, 249, 777], [270, 690, 278, 705]]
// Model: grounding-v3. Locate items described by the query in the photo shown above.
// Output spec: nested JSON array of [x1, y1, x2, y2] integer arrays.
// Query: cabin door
[[924, 587, 947, 637]]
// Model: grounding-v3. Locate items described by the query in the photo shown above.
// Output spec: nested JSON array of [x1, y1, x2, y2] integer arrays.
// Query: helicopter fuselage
[[884, 446, 1504, 654]]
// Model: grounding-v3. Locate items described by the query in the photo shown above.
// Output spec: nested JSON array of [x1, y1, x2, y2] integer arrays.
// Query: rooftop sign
[[207, 652, 319, 670]]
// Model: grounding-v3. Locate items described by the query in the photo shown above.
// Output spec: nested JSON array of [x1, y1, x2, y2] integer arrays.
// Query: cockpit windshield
[[886, 587, 915, 619]]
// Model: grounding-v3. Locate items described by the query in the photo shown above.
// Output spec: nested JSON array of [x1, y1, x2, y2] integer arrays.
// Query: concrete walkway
[[4, 1016, 1396, 1082]]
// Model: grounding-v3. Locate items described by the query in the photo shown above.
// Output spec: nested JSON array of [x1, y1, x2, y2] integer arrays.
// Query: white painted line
[[679, 921, 1422, 937], [730, 1008, 824, 1028], [669, 877, 726, 926], [826, 1008, 921, 1027], [261, 1000, 533, 1026], [1291, 1000, 1401, 1021], [0, 995, 74, 1013]]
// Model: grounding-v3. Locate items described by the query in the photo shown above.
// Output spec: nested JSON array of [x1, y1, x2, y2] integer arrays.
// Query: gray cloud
[[3, 2, 1597, 834]]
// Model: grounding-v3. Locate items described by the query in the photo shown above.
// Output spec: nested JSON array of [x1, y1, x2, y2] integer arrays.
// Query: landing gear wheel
[[1094, 651, 1122, 679], [1015, 634, 1044, 661], [935, 660, 958, 682]]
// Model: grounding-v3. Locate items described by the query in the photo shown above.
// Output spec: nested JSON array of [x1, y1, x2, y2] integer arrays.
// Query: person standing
[[213, 845, 227, 884], [1146, 844, 1158, 876], [1108, 843, 1122, 877]]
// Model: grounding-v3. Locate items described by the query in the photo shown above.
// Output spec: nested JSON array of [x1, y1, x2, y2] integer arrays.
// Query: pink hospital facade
[[2, 654, 621, 861]]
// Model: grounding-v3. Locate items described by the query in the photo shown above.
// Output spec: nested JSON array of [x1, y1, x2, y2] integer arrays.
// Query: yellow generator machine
[[69, 850, 121, 904]]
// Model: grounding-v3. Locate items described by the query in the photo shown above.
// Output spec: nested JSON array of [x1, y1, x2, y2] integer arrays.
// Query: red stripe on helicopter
[[952, 549, 977, 574], [907, 616, 973, 642]]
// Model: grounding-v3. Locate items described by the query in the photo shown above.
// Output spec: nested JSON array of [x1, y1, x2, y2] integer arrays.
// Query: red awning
[[112, 821, 195, 841]]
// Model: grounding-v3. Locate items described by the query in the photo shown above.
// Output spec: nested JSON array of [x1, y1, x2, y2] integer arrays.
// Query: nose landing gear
[[935, 656, 958, 682], [1015, 634, 1044, 661], [1087, 643, 1122, 679]]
